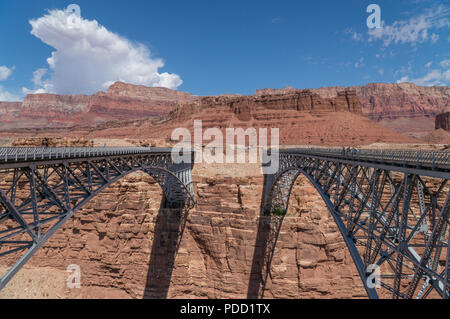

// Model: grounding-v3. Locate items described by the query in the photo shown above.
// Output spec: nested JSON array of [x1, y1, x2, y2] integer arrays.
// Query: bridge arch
[[248, 168, 366, 299], [0, 148, 196, 291], [42, 166, 194, 216], [255, 150, 449, 299]]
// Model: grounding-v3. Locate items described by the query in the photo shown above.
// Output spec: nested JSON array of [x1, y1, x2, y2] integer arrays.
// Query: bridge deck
[[0, 147, 176, 167], [281, 148, 450, 178]]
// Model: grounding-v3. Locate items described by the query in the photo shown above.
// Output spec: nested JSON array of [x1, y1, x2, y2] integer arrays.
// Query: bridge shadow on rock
[[247, 174, 285, 299], [143, 197, 190, 299]]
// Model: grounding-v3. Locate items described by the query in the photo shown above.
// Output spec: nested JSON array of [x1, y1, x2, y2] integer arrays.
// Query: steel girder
[[0, 148, 195, 291], [261, 151, 449, 299]]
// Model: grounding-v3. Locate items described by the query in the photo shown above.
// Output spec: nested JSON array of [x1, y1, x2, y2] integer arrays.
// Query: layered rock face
[[0, 84, 415, 146], [19, 94, 91, 127], [21, 94, 90, 116], [46, 90, 413, 146], [117, 89, 412, 146], [0, 102, 22, 121], [309, 83, 450, 120], [107, 82, 195, 103], [317, 83, 450, 138], [87, 93, 177, 124], [255, 86, 297, 96], [1, 82, 447, 139], [0, 83, 416, 146], [0, 163, 366, 299], [436, 112, 450, 131], [257, 83, 450, 138], [0, 82, 196, 130], [173, 89, 362, 122]]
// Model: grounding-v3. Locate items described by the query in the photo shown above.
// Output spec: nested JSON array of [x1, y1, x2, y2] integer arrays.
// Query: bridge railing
[[0, 147, 160, 163], [281, 148, 450, 170]]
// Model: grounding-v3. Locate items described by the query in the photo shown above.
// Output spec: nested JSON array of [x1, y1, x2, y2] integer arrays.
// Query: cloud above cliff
[[0, 66, 14, 81], [0, 66, 18, 101], [397, 59, 450, 86], [24, 8, 182, 95], [0, 85, 20, 101], [368, 5, 449, 46]]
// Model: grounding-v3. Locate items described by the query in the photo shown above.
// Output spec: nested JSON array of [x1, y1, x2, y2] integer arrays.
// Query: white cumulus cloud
[[397, 57, 450, 86], [368, 5, 450, 46], [0, 85, 20, 101], [397, 69, 450, 86], [344, 28, 363, 41], [440, 59, 450, 68], [24, 8, 182, 95], [0, 66, 14, 81], [354, 57, 365, 69]]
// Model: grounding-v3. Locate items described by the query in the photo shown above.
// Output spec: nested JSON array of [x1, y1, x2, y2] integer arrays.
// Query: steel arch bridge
[[256, 148, 449, 299], [0, 147, 195, 291]]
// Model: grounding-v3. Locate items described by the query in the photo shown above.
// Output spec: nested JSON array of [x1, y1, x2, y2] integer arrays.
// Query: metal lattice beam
[[260, 148, 450, 299], [0, 147, 195, 291]]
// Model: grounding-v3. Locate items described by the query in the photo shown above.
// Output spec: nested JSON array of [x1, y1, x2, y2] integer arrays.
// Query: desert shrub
[[271, 206, 287, 217]]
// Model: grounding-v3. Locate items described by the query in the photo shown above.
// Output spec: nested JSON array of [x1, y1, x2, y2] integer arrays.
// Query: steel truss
[[261, 149, 449, 299], [0, 147, 195, 291]]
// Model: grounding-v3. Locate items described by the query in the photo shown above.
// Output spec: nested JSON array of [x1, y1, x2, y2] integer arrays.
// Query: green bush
[[271, 206, 287, 217]]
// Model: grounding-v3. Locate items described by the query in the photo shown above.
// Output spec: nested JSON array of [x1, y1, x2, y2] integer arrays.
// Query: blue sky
[[0, 0, 448, 100]]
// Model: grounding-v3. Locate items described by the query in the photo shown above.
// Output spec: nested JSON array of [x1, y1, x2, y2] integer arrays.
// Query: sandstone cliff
[[0, 82, 195, 130], [0, 88, 414, 146], [19, 94, 91, 126], [257, 83, 450, 138], [86, 92, 178, 124], [0, 102, 21, 122], [309, 83, 450, 120], [171, 89, 362, 122], [107, 82, 196, 103], [436, 112, 450, 131], [69, 89, 413, 146], [133, 88, 412, 146], [2, 82, 448, 139], [0, 82, 416, 145]]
